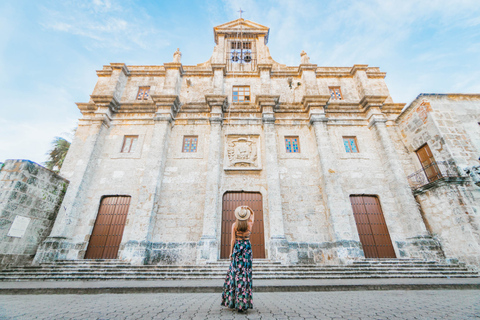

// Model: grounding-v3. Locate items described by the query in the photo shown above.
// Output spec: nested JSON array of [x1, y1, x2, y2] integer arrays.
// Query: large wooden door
[[221, 192, 265, 259], [350, 195, 396, 258], [85, 196, 131, 259], [416, 144, 441, 182]]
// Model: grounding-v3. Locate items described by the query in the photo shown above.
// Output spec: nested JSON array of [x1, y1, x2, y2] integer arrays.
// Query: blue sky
[[1, 0, 479, 165]]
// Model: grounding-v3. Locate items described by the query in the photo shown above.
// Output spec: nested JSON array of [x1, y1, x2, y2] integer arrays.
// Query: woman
[[221, 206, 254, 312]]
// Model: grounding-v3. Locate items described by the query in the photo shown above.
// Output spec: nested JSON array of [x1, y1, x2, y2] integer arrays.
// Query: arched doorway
[[220, 191, 265, 259], [85, 196, 131, 259]]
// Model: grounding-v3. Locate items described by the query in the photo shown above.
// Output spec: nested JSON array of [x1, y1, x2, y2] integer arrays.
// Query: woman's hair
[[236, 219, 248, 232]]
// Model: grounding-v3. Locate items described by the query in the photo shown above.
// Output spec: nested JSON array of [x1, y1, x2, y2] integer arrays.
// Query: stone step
[[1, 259, 477, 282], [2, 274, 478, 281], [3, 264, 474, 272]]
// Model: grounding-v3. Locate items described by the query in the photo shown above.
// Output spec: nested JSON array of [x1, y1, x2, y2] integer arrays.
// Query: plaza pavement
[[0, 290, 479, 319]]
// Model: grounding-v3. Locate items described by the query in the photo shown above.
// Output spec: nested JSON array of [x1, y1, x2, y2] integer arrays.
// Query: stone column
[[367, 105, 428, 236], [34, 96, 119, 263], [119, 95, 180, 265], [258, 96, 289, 261], [197, 95, 227, 262], [305, 96, 363, 262]]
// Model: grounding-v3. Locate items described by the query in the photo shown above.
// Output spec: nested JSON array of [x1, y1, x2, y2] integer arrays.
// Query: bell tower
[[212, 18, 271, 72]]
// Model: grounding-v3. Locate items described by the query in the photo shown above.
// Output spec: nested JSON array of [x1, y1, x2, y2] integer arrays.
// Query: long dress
[[221, 230, 253, 311]]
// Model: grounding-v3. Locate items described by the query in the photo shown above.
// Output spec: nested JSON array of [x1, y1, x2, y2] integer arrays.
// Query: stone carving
[[173, 48, 182, 63], [300, 50, 310, 64], [224, 135, 261, 170]]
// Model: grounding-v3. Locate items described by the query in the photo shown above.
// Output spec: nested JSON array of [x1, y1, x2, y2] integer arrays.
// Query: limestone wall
[[0, 160, 68, 267], [416, 183, 480, 267]]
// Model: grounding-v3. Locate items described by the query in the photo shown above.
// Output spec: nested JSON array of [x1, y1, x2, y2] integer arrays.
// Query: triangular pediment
[[214, 19, 270, 44]]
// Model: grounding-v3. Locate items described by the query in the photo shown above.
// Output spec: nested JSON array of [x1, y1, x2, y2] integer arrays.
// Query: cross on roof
[[238, 8, 244, 19]]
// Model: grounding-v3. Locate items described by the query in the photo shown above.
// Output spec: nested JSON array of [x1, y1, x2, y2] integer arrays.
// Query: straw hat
[[234, 206, 251, 221]]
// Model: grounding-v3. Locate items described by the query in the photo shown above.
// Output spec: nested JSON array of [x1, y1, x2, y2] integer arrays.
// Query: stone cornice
[[350, 64, 368, 75], [256, 95, 279, 108], [211, 63, 226, 76], [151, 95, 180, 120], [205, 95, 228, 112], [360, 95, 388, 110], [117, 102, 156, 113], [110, 63, 130, 76], [96, 63, 130, 77], [163, 62, 184, 74], [301, 95, 330, 111], [298, 64, 318, 75], [90, 95, 120, 113], [180, 102, 210, 113]]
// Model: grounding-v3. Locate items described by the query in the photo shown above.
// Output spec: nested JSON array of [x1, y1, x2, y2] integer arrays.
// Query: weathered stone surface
[[0, 160, 68, 267]]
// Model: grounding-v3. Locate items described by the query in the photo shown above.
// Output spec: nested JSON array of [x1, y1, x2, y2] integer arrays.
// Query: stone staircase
[[0, 259, 478, 281]]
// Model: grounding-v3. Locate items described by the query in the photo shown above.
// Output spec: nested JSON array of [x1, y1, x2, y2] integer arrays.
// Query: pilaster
[[298, 64, 318, 95], [119, 95, 179, 265], [305, 95, 363, 262], [197, 95, 227, 262], [258, 96, 288, 261], [366, 96, 428, 239], [211, 64, 226, 95], [163, 62, 184, 95]]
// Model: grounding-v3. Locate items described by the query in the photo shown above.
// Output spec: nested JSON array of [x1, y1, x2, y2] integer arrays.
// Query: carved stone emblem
[[224, 135, 261, 170]]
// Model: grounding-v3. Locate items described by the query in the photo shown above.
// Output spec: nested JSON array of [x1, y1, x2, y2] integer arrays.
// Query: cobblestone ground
[[0, 290, 479, 319]]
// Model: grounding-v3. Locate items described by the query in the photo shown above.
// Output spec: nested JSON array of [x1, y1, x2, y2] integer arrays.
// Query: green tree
[[45, 137, 71, 172]]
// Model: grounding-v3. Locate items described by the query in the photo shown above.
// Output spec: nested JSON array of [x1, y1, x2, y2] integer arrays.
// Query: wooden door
[[416, 144, 441, 182], [350, 195, 396, 258], [221, 192, 265, 259], [85, 196, 131, 259]]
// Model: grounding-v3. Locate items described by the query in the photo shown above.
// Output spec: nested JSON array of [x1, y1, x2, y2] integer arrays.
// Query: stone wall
[[415, 181, 480, 267], [0, 160, 68, 267]]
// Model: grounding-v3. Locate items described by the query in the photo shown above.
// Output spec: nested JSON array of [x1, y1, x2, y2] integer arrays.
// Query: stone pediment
[[214, 18, 270, 44]]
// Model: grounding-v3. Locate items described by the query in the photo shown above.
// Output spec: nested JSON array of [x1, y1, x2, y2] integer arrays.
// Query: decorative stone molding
[[360, 95, 388, 110], [163, 62, 184, 75], [151, 95, 180, 121], [224, 134, 262, 171], [90, 95, 120, 113]]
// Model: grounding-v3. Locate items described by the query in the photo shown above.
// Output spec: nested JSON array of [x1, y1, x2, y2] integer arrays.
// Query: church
[[32, 18, 480, 267]]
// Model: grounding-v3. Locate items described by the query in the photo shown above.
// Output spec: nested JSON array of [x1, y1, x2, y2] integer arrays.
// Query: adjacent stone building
[[33, 19, 480, 267], [0, 160, 68, 267], [397, 94, 480, 266]]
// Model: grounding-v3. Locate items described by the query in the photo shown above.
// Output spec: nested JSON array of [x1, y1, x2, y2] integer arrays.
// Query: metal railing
[[407, 160, 461, 189]]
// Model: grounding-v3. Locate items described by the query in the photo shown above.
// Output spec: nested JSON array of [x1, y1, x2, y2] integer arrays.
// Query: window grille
[[137, 87, 150, 100], [329, 87, 343, 100], [182, 136, 198, 153], [285, 136, 300, 153]]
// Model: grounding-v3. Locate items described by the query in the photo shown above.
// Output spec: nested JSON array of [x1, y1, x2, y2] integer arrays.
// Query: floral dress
[[221, 231, 253, 311]]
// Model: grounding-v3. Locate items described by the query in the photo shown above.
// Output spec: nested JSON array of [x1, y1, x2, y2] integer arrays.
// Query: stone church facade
[[33, 19, 480, 266]]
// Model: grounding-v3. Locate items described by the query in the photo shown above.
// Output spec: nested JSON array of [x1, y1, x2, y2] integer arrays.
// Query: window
[[285, 136, 300, 153], [343, 137, 359, 153], [329, 87, 343, 100], [137, 86, 150, 100], [416, 144, 441, 182], [232, 86, 250, 102], [182, 136, 198, 153], [121, 135, 138, 153]]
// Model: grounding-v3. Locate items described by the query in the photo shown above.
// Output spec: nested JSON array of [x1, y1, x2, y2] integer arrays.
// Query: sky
[[1, 0, 479, 165]]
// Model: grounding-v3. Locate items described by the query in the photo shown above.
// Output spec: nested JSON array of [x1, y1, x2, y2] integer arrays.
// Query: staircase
[[0, 259, 478, 281]]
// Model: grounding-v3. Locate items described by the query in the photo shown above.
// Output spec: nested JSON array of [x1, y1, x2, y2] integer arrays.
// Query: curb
[[1, 283, 479, 295]]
